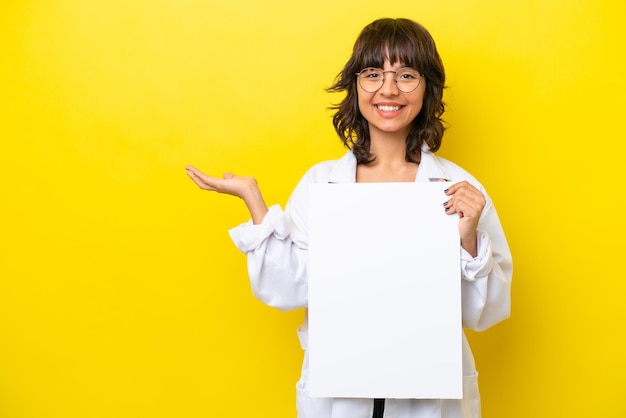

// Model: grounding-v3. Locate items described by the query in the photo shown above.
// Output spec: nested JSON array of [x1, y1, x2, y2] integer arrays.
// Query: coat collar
[[327, 147, 451, 184]]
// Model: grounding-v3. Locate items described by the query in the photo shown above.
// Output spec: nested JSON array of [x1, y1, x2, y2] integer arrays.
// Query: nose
[[379, 71, 400, 95]]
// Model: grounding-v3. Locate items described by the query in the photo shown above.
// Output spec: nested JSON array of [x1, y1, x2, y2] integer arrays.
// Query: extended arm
[[186, 164, 313, 311]]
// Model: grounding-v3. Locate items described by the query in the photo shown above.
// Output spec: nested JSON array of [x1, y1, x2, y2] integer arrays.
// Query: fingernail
[[445, 208, 450, 212], [443, 201, 448, 207], [444, 188, 449, 193]]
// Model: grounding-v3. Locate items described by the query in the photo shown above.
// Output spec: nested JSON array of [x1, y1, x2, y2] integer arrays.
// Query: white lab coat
[[229, 149, 512, 418]]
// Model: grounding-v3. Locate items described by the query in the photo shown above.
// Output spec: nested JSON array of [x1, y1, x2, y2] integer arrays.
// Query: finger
[[453, 197, 484, 220], [185, 165, 207, 177], [185, 166, 212, 184], [445, 182, 485, 206], [456, 186, 485, 204], [187, 170, 219, 191], [186, 172, 211, 190], [451, 193, 484, 212], [445, 181, 479, 197], [444, 195, 477, 217], [443, 196, 457, 215], [444, 181, 468, 195], [445, 181, 474, 197]]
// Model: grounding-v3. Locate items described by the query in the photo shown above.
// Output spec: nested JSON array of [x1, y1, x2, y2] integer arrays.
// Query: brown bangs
[[351, 19, 428, 71]]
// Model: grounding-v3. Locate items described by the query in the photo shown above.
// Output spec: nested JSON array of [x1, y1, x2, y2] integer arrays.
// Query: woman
[[186, 17, 512, 418]]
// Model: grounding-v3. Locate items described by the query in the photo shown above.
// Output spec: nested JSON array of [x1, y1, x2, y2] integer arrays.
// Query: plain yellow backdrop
[[1, 1, 624, 417]]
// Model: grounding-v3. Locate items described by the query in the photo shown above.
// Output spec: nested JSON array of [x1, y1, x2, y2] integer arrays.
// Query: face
[[357, 59, 426, 139]]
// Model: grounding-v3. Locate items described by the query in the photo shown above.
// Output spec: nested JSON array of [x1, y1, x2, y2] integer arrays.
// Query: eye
[[397, 69, 420, 80], [360, 68, 382, 78]]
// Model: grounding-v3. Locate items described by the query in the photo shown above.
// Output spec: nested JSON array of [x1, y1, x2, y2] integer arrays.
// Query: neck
[[356, 130, 418, 183], [368, 130, 408, 165]]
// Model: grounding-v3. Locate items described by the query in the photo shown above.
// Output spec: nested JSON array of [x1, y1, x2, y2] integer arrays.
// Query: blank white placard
[[308, 182, 462, 399]]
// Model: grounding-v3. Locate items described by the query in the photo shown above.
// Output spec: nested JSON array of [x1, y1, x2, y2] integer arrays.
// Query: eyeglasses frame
[[355, 67, 424, 93]]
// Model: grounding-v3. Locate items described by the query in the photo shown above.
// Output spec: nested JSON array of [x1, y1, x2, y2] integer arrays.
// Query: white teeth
[[377, 105, 401, 112]]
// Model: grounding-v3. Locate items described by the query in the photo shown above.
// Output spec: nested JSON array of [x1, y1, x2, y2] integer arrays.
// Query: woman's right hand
[[186, 165, 257, 198], [186, 165, 269, 224]]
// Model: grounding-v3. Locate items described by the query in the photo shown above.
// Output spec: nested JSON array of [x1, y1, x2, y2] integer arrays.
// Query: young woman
[[186, 17, 512, 418]]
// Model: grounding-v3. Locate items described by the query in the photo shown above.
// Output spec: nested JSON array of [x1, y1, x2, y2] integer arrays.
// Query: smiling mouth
[[376, 105, 403, 112]]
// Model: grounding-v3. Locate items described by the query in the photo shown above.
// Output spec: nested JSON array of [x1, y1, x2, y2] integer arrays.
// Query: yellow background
[[1, 1, 624, 417]]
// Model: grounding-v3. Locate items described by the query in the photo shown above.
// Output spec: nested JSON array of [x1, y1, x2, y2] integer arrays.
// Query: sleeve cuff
[[461, 230, 494, 281], [228, 204, 288, 253]]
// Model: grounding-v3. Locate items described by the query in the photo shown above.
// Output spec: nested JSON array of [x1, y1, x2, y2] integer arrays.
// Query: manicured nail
[[443, 201, 448, 207], [445, 208, 450, 212], [444, 188, 449, 193]]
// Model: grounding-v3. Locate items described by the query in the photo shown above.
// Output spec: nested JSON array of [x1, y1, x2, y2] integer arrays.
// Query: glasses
[[355, 67, 423, 93]]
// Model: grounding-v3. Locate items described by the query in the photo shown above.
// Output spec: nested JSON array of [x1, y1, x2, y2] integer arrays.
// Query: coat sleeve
[[228, 172, 312, 311], [460, 196, 513, 331]]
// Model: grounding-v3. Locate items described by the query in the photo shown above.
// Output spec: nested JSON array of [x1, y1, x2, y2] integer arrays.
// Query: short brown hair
[[328, 18, 446, 164]]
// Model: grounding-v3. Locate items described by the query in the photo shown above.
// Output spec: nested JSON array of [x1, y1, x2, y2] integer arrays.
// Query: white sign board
[[308, 182, 462, 399]]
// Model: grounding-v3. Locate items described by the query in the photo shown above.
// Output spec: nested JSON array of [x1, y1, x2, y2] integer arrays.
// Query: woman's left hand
[[443, 181, 486, 257]]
